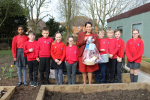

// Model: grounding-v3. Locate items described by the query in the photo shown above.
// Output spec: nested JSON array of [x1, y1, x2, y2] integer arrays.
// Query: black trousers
[[39, 57, 50, 83], [27, 60, 39, 82], [106, 59, 117, 82], [115, 61, 122, 82]]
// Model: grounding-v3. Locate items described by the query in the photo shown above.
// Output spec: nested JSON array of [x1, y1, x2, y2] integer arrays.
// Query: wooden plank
[[121, 73, 131, 83], [0, 86, 16, 100], [36, 86, 45, 100], [140, 61, 150, 74]]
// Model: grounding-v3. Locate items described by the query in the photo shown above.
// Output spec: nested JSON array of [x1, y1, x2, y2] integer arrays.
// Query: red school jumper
[[36, 37, 53, 58], [65, 45, 79, 64], [117, 38, 125, 58], [76, 32, 99, 73], [99, 38, 108, 55], [51, 41, 66, 61], [12, 35, 28, 58], [24, 40, 37, 61], [107, 37, 119, 59], [125, 38, 144, 63]]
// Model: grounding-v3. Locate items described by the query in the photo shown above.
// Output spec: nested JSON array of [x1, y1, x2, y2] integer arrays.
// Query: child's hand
[[36, 58, 40, 62], [13, 58, 17, 62], [101, 49, 105, 51], [117, 56, 122, 62], [84, 37, 88, 41], [55, 59, 59, 63], [29, 48, 33, 52], [109, 54, 113, 59], [57, 61, 62, 65]]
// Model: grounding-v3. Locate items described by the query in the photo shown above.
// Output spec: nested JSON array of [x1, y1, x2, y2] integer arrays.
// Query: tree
[[45, 17, 66, 37], [58, 0, 80, 37], [22, 0, 51, 33], [0, 0, 25, 27]]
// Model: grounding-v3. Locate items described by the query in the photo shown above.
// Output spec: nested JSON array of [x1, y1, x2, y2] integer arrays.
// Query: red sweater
[[99, 38, 108, 55], [36, 37, 53, 58], [12, 35, 28, 58], [51, 41, 66, 61], [107, 37, 119, 59], [117, 38, 125, 58], [65, 45, 79, 64], [125, 38, 144, 63], [24, 40, 37, 61]]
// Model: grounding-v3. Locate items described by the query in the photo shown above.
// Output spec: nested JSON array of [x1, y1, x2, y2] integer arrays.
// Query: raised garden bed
[[0, 86, 15, 100], [36, 82, 150, 100]]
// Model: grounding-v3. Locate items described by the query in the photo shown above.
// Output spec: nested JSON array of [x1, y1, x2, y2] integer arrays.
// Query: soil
[[44, 89, 150, 100]]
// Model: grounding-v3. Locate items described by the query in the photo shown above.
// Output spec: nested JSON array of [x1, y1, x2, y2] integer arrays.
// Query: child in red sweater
[[51, 31, 66, 85], [126, 29, 144, 82], [95, 29, 108, 83], [65, 35, 78, 84], [12, 25, 28, 86], [106, 28, 119, 83], [24, 31, 38, 87], [36, 27, 53, 85], [114, 29, 125, 83]]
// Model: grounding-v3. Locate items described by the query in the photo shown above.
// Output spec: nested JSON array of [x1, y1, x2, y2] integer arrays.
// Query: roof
[[107, 2, 150, 23], [60, 16, 97, 26]]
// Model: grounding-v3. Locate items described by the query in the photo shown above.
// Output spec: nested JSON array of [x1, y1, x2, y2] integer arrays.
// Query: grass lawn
[[0, 50, 12, 58]]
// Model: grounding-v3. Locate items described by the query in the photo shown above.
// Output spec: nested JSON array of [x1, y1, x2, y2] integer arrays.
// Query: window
[[117, 26, 123, 39], [132, 23, 142, 36], [78, 26, 80, 30]]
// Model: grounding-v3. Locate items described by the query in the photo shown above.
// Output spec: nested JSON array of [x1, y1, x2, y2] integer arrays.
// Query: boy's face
[[107, 32, 113, 38], [42, 30, 49, 38], [28, 34, 35, 41], [115, 31, 121, 39], [98, 32, 104, 39]]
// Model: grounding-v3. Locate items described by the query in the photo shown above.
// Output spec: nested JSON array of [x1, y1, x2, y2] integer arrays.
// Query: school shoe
[[106, 80, 110, 83], [40, 82, 45, 86], [17, 82, 22, 87], [34, 82, 38, 87], [46, 81, 50, 85], [113, 79, 118, 83], [24, 82, 28, 86], [30, 81, 34, 86]]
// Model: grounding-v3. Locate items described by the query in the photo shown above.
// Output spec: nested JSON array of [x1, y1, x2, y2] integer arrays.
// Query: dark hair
[[28, 30, 35, 35], [66, 35, 74, 46], [42, 27, 49, 31], [85, 22, 92, 27], [114, 29, 121, 34], [17, 25, 24, 30]]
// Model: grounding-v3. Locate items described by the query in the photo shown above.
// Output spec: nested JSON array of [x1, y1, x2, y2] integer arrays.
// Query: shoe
[[110, 80, 114, 83], [106, 80, 110, 83], [100, 82, 105, 84], [34, 82, 38, 87], [40, 82, 45, 85], [30, 81, 34, 86], [24, 82, 28, 86], [17, 82, 22, 87], [46, 81, 50, 85], [96, 81, 100, 84], [114, 80, 118, 83]]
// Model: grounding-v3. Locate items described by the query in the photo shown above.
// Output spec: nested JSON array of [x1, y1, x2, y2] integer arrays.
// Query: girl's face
[[98, 32, 104, 39], [18, 27, 24, 35], [115, 31, 121, 39], [132, 30, 139, 39], [68, 38, 74, 45], [28, 34, 35, 41], [55, 33, 62, 42], [107, 32, 113, 38], [85, 24, 92, 33]]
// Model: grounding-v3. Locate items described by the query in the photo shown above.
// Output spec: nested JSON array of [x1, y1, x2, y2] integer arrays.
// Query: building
[[60, 16, 98, 36], [107, 3, 150, 58], [27, 19, 46, 34]]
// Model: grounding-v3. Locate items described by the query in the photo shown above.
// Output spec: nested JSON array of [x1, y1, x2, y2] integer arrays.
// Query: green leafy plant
[[1, 66, 7, 77], [6, 67, 14, 79]]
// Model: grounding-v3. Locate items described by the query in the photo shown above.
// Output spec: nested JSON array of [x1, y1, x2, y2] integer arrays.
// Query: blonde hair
[[98, 29, 105, 34], [132, 29, 142, 39], [106, 28, 113, 33]]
